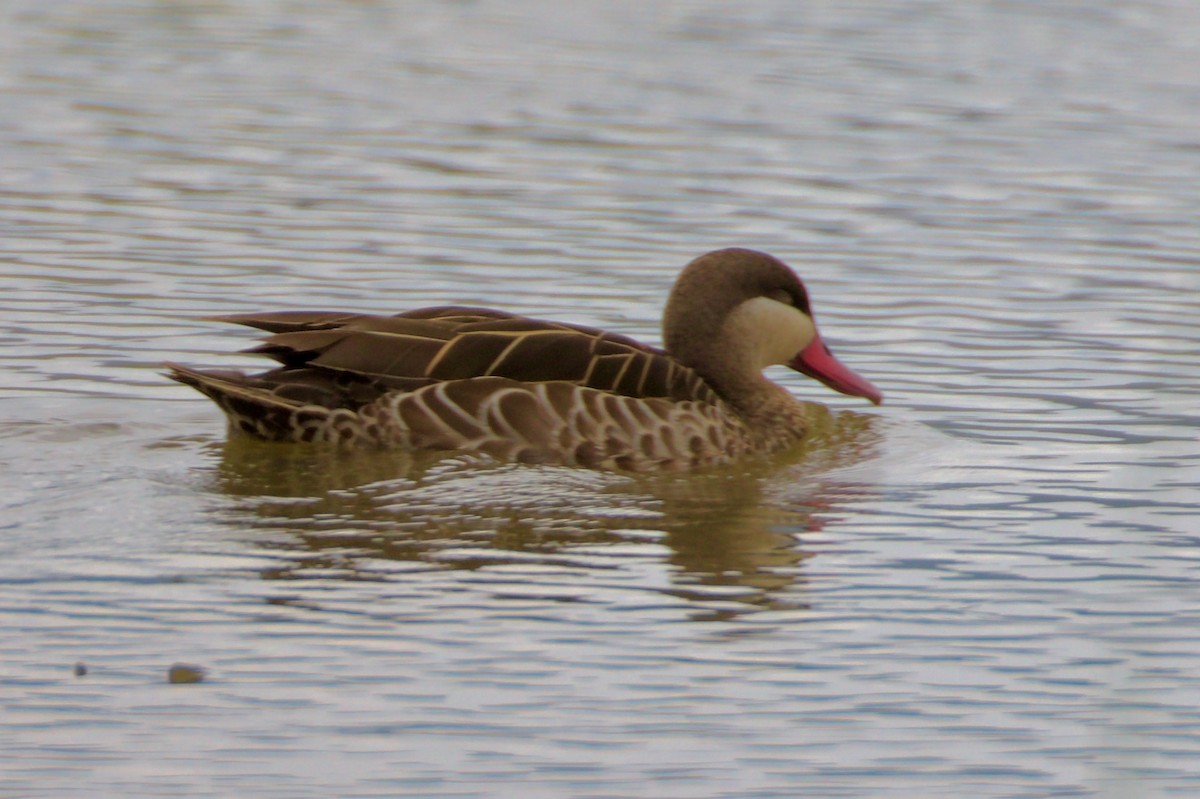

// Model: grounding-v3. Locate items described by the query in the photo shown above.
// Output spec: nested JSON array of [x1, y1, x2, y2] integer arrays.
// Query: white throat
[[720, 296, 817, 370]]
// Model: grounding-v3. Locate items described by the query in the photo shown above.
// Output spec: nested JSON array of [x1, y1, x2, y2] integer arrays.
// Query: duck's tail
[[165, 363, 314, 442]]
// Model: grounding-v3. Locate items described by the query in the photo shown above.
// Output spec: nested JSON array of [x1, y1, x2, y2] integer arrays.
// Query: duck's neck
[[707, 369, 812, 449]]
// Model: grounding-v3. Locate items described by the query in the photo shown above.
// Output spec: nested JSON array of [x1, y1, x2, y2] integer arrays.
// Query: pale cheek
[[758, 303, 815, 365], [778, 312, 816, 362], [725, 297, 817, 367]]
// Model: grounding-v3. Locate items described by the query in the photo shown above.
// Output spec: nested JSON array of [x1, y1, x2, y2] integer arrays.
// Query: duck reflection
[[207, 403, 882, 619]]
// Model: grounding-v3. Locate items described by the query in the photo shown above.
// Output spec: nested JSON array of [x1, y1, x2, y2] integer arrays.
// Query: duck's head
[[663, 248, 882, 405]]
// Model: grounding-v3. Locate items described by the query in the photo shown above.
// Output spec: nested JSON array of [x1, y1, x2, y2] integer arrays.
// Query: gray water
[[3, 1, 1200, 797]]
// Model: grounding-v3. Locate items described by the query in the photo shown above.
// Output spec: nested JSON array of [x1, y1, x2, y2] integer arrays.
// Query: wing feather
[[188, 305, 719, 416]]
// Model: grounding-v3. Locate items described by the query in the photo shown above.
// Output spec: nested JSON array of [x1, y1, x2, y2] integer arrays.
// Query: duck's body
[[168, 248, 881, 470]]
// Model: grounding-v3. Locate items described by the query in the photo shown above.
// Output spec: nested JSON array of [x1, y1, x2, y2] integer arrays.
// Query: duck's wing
[[211, 305, 719, 406]]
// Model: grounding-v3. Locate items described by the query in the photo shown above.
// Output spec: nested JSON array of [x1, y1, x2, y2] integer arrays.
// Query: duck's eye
[[768, 289, 794, 305]]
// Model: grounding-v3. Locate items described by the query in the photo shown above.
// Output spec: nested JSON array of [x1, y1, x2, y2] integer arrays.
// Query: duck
[[166, 248, 882, 470]]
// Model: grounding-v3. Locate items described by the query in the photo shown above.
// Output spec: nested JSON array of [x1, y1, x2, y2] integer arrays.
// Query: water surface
[[3, 1, 1200, 797]]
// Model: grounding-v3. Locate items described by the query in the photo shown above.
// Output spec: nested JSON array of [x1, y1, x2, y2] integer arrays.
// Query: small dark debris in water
[[168, 663, 207, 684], [74, 662, 87, 677]]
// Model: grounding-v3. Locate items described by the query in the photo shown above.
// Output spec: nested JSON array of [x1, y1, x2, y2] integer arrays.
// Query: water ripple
[[4, 0, 1200, 796]]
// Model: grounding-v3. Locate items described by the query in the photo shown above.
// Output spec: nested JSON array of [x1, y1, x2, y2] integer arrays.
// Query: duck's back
[[204, 306, 718, 405]]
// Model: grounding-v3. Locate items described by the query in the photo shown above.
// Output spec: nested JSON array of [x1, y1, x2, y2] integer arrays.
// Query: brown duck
[[167, 248, 882, 470]]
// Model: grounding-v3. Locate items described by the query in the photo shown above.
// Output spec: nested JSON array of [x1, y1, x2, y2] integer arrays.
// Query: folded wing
[[204, 306, 718, 410]]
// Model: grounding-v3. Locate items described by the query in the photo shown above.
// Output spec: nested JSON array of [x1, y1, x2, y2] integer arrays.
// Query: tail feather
[[165, 363, 311, 441]]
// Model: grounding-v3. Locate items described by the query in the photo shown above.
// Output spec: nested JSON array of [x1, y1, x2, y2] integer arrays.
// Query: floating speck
[[167, 663, 206, 684]]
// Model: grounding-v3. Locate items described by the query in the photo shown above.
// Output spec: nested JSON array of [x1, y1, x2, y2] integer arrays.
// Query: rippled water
[[4, 1, 1200, 796]]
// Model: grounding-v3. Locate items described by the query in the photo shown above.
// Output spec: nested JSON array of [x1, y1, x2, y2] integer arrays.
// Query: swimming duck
[[167, 248, 881, 470]]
